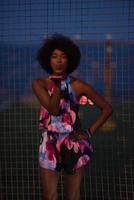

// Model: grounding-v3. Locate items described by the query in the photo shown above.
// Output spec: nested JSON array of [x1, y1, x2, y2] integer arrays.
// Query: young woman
[[32, 34, 112, 200]]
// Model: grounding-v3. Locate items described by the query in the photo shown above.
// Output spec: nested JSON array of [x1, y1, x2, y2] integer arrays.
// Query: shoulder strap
[[61, 76, 70, 91]]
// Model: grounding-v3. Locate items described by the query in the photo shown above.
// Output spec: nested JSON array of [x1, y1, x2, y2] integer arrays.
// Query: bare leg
[[64, 167, 85, 200], [40, 167, 60, 200]]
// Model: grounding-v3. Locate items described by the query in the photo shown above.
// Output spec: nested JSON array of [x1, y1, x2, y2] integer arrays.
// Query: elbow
[[49, 109, 60, 116], [48, 106, 60, 116]]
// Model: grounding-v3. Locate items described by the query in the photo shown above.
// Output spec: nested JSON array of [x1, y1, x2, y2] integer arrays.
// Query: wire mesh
[[0, 0, 134, 199]]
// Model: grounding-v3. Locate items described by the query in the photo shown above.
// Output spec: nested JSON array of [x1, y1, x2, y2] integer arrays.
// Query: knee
[[42, 189, 57, 200], [65, 191, 80, 200]]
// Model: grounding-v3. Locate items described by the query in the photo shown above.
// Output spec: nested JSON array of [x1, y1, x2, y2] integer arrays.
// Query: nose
[[57, 57, 62, 63]]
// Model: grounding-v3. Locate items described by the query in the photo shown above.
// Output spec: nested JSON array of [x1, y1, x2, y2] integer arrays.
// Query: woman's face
[[50, 49, 68, 76]]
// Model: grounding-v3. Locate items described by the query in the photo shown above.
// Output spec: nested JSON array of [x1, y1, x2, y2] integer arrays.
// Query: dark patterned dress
[[38, 76, 93, 174]]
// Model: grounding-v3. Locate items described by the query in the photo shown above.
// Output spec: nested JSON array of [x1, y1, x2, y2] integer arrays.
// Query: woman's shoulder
[[70, 75, 90, 87], [69, 75, 94, 97], [69, 75, 81, 83]]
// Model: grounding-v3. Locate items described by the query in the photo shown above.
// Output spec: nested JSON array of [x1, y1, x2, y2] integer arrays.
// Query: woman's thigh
[[64, 167, 85, 200], [40, 167, 60, 200]]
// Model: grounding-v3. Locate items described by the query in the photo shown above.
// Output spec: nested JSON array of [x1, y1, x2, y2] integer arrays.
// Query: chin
[[54, 71, 65, 75]]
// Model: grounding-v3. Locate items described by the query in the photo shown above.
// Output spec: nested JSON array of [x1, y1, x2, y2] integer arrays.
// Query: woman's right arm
[[32, 78, 61, 116]]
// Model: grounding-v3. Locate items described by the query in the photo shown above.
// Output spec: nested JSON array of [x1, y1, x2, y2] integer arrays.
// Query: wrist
[[54, 86, 61, 94], [50, 76, 62, 88], [81, 129, 92, 139]]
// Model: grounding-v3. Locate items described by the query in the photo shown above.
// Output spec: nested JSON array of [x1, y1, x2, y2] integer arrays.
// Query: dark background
[[0, 1, 134, 199]]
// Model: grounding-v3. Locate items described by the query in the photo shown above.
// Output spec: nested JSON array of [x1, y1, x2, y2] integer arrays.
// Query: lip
[[55, 65, 63, 67], [54, 69, 63, 73], [54, 66, 64, 70]]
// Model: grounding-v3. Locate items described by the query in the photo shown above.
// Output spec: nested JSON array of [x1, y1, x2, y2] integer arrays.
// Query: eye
[[51, 55, 57, 58], [62, 55, 67, 59]]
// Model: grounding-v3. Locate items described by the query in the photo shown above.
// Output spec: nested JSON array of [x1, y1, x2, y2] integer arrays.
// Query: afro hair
[[37, 33, 81, 74]]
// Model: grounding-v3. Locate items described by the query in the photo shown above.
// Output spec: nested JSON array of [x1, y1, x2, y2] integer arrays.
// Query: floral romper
[[38, 76, 93, 174]]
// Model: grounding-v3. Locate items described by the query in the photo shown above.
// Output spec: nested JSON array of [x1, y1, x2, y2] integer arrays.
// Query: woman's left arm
[[77, 80, 113, 135]]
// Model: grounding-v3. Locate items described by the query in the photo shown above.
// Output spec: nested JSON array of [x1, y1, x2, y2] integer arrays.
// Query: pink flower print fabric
[[38, 106, 50, 130], [79, 95, 94, 105], [38, 76, 93, 173], [39, 131, 93, 173], [38, 77, 78, 133]]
